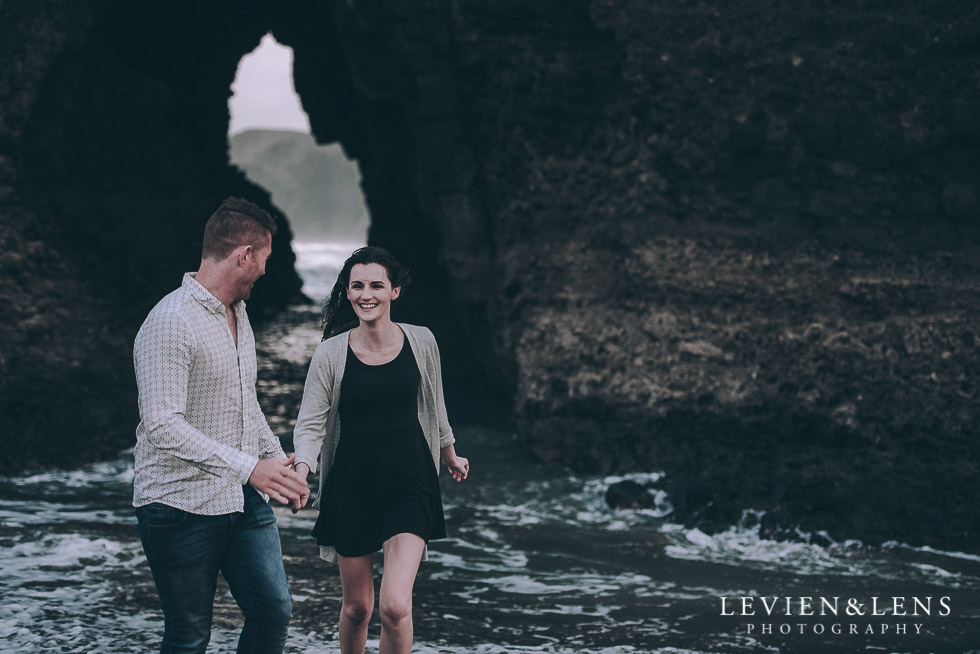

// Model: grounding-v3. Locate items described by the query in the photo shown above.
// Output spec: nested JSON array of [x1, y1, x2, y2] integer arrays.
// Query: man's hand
[[248, 454, 307, 506]]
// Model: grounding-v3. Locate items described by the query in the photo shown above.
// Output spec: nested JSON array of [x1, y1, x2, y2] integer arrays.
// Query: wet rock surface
[[605, 480, 657, 510], [511, 239, 979, 550]]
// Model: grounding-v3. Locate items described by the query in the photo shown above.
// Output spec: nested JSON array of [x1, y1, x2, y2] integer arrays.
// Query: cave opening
[[226, 33, 369, 303]]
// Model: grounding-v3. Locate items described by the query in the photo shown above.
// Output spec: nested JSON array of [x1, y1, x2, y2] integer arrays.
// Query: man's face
[[240, 232, 272, 301]]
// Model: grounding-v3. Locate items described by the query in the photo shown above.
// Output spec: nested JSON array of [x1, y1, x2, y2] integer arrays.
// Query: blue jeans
[[136, 486, 292, 654]]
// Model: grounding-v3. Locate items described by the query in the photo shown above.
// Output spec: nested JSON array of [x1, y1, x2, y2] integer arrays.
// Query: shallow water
[[2, 242, 978, 653], [2, 424, 979, 653]]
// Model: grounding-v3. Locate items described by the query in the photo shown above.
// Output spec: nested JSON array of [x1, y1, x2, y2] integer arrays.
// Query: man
[[133, 196, 310, 654]]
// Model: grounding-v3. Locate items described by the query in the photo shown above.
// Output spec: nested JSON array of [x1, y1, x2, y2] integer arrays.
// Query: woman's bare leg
[[378, 533, 425, 654], [337, 553, 375, 654]]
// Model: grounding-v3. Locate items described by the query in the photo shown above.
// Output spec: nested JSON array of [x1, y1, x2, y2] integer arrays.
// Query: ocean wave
[[660, 511, 980, 588]]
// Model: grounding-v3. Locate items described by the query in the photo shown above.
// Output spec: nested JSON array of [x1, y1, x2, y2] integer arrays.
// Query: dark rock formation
[[605, 480, 656, 510], [1, 0, 978, 551]]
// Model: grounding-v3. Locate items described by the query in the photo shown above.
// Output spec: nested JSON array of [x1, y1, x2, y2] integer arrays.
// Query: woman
[[292, 246, 469, 654]]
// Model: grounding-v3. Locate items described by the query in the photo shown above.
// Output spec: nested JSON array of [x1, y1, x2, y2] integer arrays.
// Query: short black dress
[[311, 336, 446, 557]]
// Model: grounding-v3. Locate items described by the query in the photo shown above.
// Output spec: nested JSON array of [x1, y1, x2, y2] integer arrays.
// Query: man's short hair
[[201, 197, 278, 261]]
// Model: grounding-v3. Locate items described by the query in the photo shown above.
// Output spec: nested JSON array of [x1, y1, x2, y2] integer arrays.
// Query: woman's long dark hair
[[321, 246, 412, 341]]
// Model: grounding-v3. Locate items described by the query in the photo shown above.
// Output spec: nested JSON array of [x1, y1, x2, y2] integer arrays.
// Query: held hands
[[291, 462, 312, 513], [248, 453, 309, 509]]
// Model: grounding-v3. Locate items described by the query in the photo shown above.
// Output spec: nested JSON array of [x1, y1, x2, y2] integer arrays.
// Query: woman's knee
[[342, 599, 373, 624], [379, 596, 412, 628]]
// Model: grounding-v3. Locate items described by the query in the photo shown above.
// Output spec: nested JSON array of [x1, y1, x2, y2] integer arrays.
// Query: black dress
[[311, 336, 447, 557]]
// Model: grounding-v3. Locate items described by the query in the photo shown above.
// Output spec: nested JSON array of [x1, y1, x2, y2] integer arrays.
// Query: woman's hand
[[291, 461, 312, 513], [444, 455, 469, 482], [440, 444, 469, 482], [446, 456, 469, 481]]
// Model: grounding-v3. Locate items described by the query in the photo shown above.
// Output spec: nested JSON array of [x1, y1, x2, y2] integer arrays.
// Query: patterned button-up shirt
[[132, 273, 285, 514]]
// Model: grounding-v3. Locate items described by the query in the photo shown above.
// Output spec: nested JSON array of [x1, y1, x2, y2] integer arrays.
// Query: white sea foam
[[2, 533, 138, 571], [883, 541, 980, 564], [449, 471, 671, 534], [8, 456, 134, 487], [0, 501, 132, 527], [663, 523, 847, 573], [492, 574, 621, 596], [432, 537, 531, 571], [285, 637, 676, 654], [658, 514, 979, 589], [292, 240, 359, 267], [0, 531, 156, 653], [292, 240, 362, 303]]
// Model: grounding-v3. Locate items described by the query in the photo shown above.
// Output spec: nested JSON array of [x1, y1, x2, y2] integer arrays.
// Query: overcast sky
[[228, 34, 311, 136]]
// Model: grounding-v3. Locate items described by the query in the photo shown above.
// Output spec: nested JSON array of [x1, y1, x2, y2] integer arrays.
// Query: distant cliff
[[0, 0, 977, 550], [229, 129, 369, 243]]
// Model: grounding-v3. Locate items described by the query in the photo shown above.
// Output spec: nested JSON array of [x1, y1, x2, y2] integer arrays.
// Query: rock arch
[[1, 0, 491, 466]]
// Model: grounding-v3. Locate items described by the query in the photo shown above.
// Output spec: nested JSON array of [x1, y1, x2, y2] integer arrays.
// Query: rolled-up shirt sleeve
[[253, 398, 287, 460], [135, 310, 258, 483]]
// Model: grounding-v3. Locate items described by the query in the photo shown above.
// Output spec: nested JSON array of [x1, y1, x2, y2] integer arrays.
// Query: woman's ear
[[391, 286, 401, 300]]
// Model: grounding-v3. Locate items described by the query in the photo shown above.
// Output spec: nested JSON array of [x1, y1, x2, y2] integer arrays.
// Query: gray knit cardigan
[[292, 323, 456, 563]]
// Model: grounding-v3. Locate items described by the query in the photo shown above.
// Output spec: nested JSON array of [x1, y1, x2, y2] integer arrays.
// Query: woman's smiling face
[[347, 262, 401, 324]]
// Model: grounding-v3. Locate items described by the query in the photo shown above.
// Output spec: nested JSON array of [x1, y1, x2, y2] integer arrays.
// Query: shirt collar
[[182, 272, 243, 316]]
